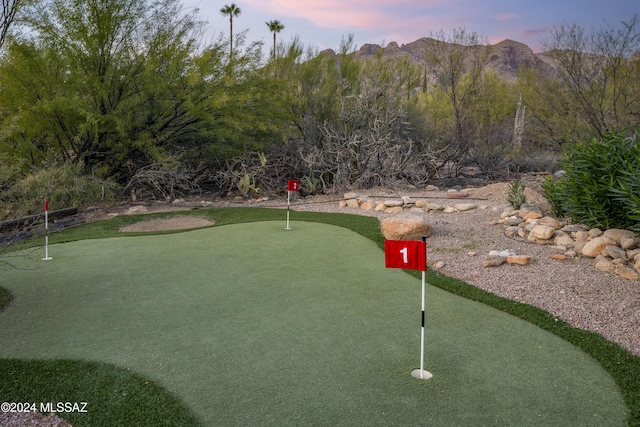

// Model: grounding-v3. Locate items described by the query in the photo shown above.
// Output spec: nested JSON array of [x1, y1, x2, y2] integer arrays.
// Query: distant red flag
[[287, 180, 300, 192], [384, 240, 427, 271], [44, 197, 49, 212]]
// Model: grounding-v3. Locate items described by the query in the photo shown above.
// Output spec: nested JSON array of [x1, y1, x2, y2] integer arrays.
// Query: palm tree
[[266, 19, 284, 60], [220, 3, 241, 58]]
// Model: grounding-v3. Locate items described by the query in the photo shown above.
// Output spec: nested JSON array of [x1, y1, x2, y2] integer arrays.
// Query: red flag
[[287, 180, 300, 192], [384, 240, 427, 271], [43, 197, 49, 212]]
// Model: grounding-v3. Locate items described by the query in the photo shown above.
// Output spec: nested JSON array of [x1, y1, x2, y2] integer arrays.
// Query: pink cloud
[[239, 0, 545, 49], [244, 0, 454, 30], [495, 13, 518, 22]]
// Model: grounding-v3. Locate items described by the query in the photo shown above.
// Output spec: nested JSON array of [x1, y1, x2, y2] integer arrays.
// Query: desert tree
[[515, 65, 590, 146], [542, 14, 640, 135], [265, 19, 284, 60], [0, 0, 24, 49], [0, 0, 213, 182], [423, 27, 492, 174], [299, 54, 438, 190], [220, 3, 241, 58]]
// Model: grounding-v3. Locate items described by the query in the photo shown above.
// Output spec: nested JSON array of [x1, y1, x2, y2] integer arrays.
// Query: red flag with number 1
[[384, 240, 427, 271]]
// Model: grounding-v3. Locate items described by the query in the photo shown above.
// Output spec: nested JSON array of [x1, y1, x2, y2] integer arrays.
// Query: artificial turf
[[0, 208, 638, 425], [0, 285, 11, 310]]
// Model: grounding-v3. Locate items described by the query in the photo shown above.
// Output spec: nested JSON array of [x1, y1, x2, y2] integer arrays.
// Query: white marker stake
[[42, 197, 52, 261], [285, 190, 292, 229]]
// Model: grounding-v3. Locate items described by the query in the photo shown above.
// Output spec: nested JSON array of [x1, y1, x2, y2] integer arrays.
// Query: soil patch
[[464, 181, 549, 206]]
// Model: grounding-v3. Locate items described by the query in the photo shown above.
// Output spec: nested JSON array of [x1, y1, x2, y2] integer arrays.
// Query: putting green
[[0, 221, 628, 425]]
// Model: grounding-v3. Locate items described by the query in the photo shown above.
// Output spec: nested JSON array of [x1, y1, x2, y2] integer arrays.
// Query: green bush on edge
[[0, 161, 119, 219], [507, 180, 527, 209], [543, 130, 640, 232]]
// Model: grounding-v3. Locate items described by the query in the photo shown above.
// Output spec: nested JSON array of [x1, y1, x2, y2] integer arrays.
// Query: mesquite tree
[[542, 15, 640, 135], [423, 28, 491, 173], [300, 58, 438, 190]]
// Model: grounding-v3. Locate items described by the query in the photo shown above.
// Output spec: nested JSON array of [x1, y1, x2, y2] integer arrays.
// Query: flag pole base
[[41, 257, 53, 261], [411, 369, 433, 380]]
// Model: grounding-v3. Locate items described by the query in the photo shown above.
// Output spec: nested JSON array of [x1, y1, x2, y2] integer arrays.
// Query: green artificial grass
[[0, 207, 639, 426], [0, 285, 12, 311], [0, 359, 200, 426]]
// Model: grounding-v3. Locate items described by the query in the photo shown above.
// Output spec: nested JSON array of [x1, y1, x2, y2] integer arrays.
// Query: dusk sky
[[184, 1, 638, 54]]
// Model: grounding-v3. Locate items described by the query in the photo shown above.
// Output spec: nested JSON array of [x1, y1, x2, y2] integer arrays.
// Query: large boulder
[[581, 236, 617, 257], [359, 200, 374, 210], [603, 245, 627, 260], [616, 267, 640, 280], [506, 255, 534, 265], [381, 213, 432, 240], [346, 199, 359, 208], [603, 229, 637, 245], [538, 216, 564, 229], [554, 234, 575, 247], [518, 204, 544, 218], [454, 203, 477, 212], [383, 199, 404, 207], [483, 256, 506, 267], [528, 224, 555, 240], [595, 257, 616, 272], [620, 236, 639, 250]]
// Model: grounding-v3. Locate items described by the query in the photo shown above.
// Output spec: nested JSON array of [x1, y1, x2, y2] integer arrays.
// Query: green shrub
[[507, 180, 527, 209], [1, 162, 119, 219], [542, 175, 565, 218], [542, 130, 640, 231]]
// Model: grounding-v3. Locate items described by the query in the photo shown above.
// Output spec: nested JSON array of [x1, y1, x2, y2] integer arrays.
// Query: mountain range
[[322, 38, 558, 83]]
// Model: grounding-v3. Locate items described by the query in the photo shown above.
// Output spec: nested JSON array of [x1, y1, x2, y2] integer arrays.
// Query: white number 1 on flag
[[400, 247, 408, 263]]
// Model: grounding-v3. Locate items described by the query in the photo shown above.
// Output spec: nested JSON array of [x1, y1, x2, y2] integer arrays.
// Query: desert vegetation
[[0, 0, 638, 230], [543, 130, 640, 232]]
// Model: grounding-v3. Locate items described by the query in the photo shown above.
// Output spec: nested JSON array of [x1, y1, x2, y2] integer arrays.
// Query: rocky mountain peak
[[350, 37, 555, 82]]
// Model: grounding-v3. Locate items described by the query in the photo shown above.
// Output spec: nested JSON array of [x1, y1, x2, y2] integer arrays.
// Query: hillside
[[322, 37, 558, 82]]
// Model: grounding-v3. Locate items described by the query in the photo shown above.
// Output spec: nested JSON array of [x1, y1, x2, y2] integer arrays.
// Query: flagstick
[[285, 190, 291, 230], [42, 198, 52, 261], [411, 235, 431, 380], [420, 269, 426, 377]]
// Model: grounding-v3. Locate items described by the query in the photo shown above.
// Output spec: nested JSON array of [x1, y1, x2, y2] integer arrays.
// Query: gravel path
[[0, 411, 73, 427]]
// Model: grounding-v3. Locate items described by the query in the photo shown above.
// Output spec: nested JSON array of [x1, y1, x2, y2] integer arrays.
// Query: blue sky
[[183, 0, 639, 53]]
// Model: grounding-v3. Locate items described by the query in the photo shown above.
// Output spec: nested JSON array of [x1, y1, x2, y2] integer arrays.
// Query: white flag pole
[[420, 269, 426, 377], [285, 190, 291, 230], [411, 235, 431, 380], [42, 196, 52, 261]]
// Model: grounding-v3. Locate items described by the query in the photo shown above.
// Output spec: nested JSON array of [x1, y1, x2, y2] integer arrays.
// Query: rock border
[[340, 188, 479, 215], [339, 191, 639, 281], [494, 204, 640, 281]]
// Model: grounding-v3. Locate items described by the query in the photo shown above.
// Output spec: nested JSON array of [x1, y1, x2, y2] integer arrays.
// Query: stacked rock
[[498, 204, 640, 280], [339, 191, 478, 214]]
